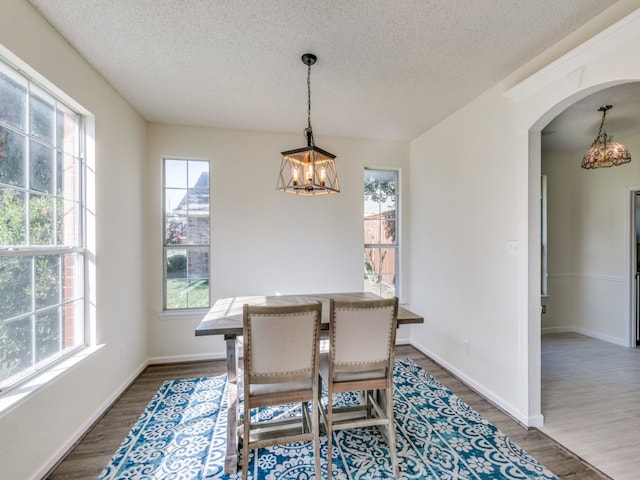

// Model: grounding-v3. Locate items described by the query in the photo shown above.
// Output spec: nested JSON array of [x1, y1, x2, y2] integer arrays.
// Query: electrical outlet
[[464, 339, 470, 354], [541, 305, 547, 314]]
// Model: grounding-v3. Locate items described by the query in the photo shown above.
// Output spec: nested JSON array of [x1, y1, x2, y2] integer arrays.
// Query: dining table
[[194, 291, 424, 474]]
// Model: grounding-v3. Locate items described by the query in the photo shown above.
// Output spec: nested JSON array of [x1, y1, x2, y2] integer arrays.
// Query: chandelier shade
[[277, 53, 340, 196], [279, 144, 340, 195], [581, 105, 631, 169]]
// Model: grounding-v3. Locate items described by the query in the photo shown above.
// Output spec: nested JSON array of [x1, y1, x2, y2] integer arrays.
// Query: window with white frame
[[364, 168, 398, 298], [163, 159, 210, 310], [0, 58, 85, 392]]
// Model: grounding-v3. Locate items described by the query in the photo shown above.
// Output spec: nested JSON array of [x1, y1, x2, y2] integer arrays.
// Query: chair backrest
[[329, 297, 398, 373], [243, 302, 322, 384]]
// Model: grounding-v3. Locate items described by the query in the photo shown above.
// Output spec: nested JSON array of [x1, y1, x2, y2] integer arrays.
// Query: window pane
[[30, 90, 55, 144], [36, 308, 60, 363], [185, 214, 209, 245], [56, 105, 79, 156], [166, 248, 187, 280], [188, 161, 209, 188], [165, 215, 186, 245], [0, 188, 26, 245], [187, 248, 209, 281], [62, 253, 83, 303], [378, 274, 396, 298], [35, 255, 61, 309], [364, 170, 397, 213], [0, 67, 27, 130], [0, 125, 26, 187], [165, 187, 187, 246], [58, 197, 80, 246], [29, 193, 55, 245], [30, 139, 55, 193], [365, 247, 396, 275], [0, 316, 33, 385], [165, 159, 187, 188], [0, 256, 32, 319], [188, 187, 210, 214], [63, 299, 84, 349], [363, 265, 396, 298], [165, 247, 209, 309], [58, 152, 80, 201]]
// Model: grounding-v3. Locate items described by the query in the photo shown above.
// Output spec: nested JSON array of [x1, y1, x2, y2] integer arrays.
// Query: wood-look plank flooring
[[541, 332, 640, 480], [45, 345, 607, 479]]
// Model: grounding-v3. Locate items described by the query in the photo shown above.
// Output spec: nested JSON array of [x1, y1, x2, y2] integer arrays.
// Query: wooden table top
[[195, 292, 424, 337]]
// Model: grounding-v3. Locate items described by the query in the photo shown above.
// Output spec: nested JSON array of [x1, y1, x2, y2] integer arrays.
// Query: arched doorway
[[504, 8, 640, 426]]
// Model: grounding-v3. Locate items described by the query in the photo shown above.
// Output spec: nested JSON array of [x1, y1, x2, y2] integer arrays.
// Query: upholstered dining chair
[[320, 297, 399, 479], [240, 302, 322, 480]]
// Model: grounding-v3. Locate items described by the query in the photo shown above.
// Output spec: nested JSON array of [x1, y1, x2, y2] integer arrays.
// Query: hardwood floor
[[541, 332, 640, 480], [46, 344, 607, 479]]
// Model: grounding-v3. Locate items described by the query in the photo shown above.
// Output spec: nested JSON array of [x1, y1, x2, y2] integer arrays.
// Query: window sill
[[0, 344, 104, 417], [158, 308, 209, 322]]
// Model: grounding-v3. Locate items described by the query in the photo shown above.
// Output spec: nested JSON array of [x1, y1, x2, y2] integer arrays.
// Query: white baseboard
[[542, 325, 627, 347], [541, 326, 572, 335], [148, 352, 226, 364], [408, 339, 537, 427], [35, 358, 149, 480]]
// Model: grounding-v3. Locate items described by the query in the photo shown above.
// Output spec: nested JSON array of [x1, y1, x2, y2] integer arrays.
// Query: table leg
[[224, 334, 239, 474]]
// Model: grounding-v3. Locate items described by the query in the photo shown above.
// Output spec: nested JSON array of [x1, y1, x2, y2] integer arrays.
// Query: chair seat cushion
[[319, 353, 386, 383]]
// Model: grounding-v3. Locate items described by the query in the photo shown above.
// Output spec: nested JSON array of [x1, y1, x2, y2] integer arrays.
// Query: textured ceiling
[[28, 0, 625, 145]]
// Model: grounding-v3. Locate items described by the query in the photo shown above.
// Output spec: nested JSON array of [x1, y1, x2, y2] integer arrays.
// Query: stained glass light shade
[[277, 144, 340, 196], [581, 135, 631, 169], [582, 105, 631, 169]]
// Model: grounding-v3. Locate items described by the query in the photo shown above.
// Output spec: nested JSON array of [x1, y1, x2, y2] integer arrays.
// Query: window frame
[[0, 56, 87, 393], [162, 157, 211, 312], [364, 167, 399, 299]]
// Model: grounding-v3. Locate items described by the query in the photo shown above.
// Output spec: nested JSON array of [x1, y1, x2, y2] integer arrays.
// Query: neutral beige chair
[[320, 297, 399, 478], [240, 302, 322, 480]]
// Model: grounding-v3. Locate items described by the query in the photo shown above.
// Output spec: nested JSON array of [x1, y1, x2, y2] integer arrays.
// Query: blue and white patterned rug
[[98, 358, 558, 479]]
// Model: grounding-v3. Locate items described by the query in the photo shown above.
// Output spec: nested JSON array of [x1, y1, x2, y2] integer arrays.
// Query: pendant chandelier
[[277, 53, 339, 195], [581, 105, 631, 169]]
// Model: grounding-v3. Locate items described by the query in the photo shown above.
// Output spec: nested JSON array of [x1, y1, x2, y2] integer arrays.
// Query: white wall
[[542, 132, 640, 345], [409, 83, 528, 420], [410, 2, 640, 426], [0, 2, 148, 479], [146, 124, 411, 360]]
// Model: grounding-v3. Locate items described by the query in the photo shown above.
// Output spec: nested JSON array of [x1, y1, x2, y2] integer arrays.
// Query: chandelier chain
[[306, 61, 314, 145], [596, 107, 607, 138]]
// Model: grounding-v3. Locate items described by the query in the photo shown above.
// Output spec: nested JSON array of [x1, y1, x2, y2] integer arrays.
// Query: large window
[[163, 159, 210, 310], [364, 168, 398, 298], [0, 59, 85, 391]]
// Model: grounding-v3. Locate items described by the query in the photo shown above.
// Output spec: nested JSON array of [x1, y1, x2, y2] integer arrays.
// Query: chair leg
[[385, 386, 399, 478], [313, 397, 321, 479], [326, 391, 333, 479], [242, 406, 250, 480]]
